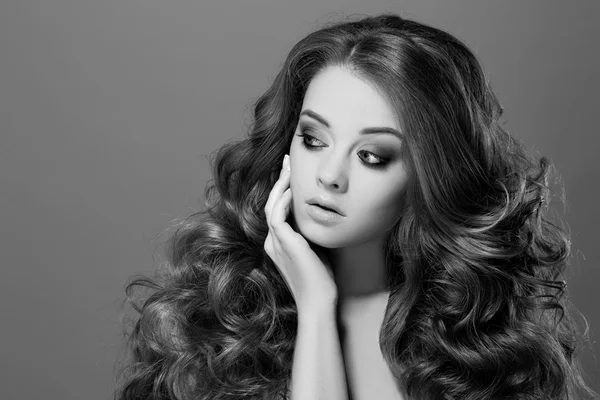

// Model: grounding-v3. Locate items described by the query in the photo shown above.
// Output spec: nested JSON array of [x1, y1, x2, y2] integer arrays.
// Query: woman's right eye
[[297, 130, 324, 150]]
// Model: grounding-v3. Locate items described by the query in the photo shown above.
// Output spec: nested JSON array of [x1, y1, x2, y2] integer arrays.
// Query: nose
[[317, 154, 348, 192]]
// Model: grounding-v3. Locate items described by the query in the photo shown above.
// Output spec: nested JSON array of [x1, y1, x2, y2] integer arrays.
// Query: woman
[[114, 13, 597, 400]]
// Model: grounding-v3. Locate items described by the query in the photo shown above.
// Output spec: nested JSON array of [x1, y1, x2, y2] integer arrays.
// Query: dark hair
[[114, 13, 597, 400]]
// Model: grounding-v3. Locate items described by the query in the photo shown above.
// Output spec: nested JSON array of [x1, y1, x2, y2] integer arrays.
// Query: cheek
[[289, 169, 305, 209], [372, 192, 403, 218], [289, 151, 310, 192], [288, 143, 302, 185], [361, 182, 406, 223], [289, 167, 300, 192]]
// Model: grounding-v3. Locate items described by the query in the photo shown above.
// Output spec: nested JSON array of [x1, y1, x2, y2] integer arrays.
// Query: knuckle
[[263, 235, 272, 251], [270, 221, 280, 234], [263, 242, 272, 254]]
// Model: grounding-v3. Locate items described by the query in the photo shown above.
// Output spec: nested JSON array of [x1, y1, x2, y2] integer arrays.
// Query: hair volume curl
[[114, 13, 597, 400]]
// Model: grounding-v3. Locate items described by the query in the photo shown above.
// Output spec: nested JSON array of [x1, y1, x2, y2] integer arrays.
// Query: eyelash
[[297, 129, 389, 169]]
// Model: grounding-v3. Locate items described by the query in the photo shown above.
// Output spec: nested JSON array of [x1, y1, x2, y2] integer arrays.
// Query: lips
[[316, 204, 336, 212], [307, 196, 345, 216]]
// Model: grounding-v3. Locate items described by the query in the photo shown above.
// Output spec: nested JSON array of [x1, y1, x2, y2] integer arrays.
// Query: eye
[[357, 150, 388, 169], [296, 128, 390, 169], [297, 129, 325, 149]]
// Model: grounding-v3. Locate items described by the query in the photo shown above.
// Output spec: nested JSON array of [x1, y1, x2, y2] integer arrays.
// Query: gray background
[[1, 1, 598, 399]]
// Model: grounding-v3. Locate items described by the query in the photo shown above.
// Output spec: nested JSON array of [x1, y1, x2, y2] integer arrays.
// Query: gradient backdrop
[[1, 1, 598, 399]]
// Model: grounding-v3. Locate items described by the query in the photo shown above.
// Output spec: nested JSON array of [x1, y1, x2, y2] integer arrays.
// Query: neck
[[328, 234, 389, 301]]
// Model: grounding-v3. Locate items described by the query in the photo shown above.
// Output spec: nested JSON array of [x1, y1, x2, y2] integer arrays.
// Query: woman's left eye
[[358, 150, 387, 166], [296, 129, 389, 169]]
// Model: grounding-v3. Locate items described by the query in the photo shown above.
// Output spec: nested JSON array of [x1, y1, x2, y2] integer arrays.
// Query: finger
[[271, 187, 301, 244], [264, 167, 289, 216], [264, 230, 273, 255], [265, 230, 282, 257], [265, 226, 286, 273], [265, 168, 291, 225]]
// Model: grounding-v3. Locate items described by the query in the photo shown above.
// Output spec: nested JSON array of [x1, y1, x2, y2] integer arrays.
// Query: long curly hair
[[114, 13, 597, 400]]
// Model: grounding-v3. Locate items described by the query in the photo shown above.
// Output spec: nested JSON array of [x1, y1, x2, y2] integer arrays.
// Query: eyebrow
[[299, 109, 402, 138]]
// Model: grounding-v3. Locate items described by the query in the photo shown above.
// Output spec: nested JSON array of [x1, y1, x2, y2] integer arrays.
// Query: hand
[[264, 154, 338, 315]]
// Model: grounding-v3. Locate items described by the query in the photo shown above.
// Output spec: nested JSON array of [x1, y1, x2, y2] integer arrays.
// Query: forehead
[[301, 66, 400, 130]]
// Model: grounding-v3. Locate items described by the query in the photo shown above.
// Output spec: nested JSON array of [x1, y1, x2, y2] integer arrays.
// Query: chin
[[307, 235, 347, 249], [296, 221, 359, 249]]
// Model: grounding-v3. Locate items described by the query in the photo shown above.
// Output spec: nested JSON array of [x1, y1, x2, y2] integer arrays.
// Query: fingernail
[[284, 154, 290, 170]]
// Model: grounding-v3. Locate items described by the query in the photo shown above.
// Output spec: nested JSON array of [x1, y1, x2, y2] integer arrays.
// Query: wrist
[[297, 299, 337, 323]]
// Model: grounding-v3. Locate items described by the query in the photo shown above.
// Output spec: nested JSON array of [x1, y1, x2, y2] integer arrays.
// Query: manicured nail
[[283, 154, 290, 170]]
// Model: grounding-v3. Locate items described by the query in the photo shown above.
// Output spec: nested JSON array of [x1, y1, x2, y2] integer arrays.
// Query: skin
[[264, 65, 409, 399], [287, 65, 408, 300]]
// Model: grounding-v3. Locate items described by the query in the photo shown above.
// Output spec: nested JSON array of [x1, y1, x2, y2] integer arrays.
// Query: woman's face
[[289, 65, 408, 249]]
